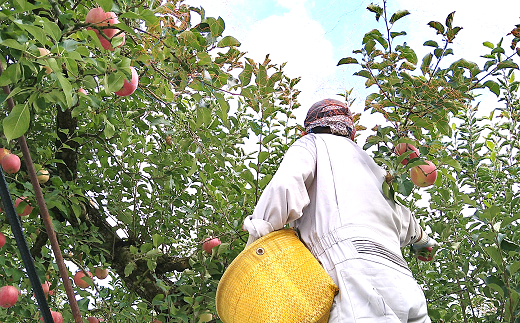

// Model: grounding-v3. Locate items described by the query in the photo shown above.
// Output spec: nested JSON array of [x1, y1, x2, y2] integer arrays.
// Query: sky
[[184, 0, 520, 142]]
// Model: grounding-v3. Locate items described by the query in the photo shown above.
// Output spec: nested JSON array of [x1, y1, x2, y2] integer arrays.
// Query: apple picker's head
[[304, 99, 356, 141]]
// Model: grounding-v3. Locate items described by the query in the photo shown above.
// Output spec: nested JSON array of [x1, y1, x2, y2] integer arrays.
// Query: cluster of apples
[[73, 267, 109, 289], [394, 143, 437, 187], [85, 7, 139, 97], [0, 148, 51, 217]]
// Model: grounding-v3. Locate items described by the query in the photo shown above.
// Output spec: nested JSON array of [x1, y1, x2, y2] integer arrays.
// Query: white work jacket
[[244, 133, 423, 278]]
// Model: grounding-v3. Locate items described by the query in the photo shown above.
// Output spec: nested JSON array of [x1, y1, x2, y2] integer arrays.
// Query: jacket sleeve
[[243, 143, 316, 246], [398, 203, 426, 247]]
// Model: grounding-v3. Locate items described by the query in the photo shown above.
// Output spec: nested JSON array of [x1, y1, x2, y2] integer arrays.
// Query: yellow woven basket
[[216, 229, 339, 323]]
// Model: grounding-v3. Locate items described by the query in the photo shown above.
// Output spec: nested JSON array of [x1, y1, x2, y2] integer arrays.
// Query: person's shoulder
[[293, 133, 317, 147], [291, 134, 317, 157]]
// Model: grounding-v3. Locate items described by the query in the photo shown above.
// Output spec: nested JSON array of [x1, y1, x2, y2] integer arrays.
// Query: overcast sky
[[185, 0, 520, 141]]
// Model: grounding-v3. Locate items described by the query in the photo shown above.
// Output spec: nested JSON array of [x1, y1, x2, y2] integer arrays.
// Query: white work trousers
[[313, 238, 431, 323]]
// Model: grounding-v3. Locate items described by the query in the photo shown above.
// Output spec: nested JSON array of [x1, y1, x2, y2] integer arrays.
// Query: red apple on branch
[[115, 66, 139, 97], [87, 317, 100, 323], [0, 285, 19, 308], [40, 310, 63, 323], [37, 168, 50, 184], [1, 153, 21, 174], [410, 160, 437, 187], [394, 143, 420, 165], [85, 7, 126, 51], [15, 197, 33, 216], [78, 88, 88, 95], [0, 232, 5, 248], [202, 237, 221, 254], [74, 270, 93, 289], [95, 267, 109, 279]]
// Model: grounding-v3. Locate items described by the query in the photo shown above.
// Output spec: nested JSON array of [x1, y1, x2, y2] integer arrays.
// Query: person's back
[[244, 98, 437, 322]]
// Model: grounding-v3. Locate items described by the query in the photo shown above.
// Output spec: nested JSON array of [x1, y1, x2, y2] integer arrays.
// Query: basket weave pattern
[[216, 229, 339, 322]]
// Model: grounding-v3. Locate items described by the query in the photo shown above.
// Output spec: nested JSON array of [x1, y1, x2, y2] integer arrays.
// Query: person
[[243, 98, 439, 322]]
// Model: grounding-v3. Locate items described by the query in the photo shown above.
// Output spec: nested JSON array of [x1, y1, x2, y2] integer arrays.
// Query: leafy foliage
[[0, 0, 300, 321]]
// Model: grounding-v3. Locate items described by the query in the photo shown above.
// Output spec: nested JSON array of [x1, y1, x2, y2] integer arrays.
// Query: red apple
[[417, 247, 434, 262], [74, 271, 93, 289], [394, 143, 420, 165], [1, 154, 21, 174], [40, 310, 63, 323], [78, 88, 88, 95], [15, 197, 33, 216], [42, 281, 51, 297], [87, 317, 100, 323], [34, 281, 51, 298], [37, 168, 50, 184], [115, 66, 139, 97], [202, 237, 221, 254], [94, 267, 109, 279], [85, 7, 106, 24], [85, 7, 125, 51], [0, 232, 5, 248], [410, 160, 437, 187], [0, 286, 19, 308], [0, 148, 11, 161]]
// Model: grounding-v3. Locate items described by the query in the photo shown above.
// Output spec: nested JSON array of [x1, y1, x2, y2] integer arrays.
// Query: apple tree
[[0, 0, 301, 321]]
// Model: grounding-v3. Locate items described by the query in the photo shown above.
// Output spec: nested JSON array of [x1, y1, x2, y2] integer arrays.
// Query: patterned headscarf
[[304, 99, 356, 141]]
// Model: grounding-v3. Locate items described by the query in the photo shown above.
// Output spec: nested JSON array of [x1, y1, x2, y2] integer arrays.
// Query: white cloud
[[276, 0, 307, 9], [241, 5, 339, 121]]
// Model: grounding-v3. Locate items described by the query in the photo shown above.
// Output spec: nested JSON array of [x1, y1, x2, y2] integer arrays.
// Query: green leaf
[[217, 36, 241, 48], [496, 60, 519, 70], [484, 80, 500, 96], [107, 71, 126, 94], [55, 71, 73, 107], [98, 0, 113, 12], [423, 40, 439, 48], [239, 63, 253, 86], [0, 63, 19, 86], [3, 104, 30, 141], [207, 17, 225, 37], [19, 24, 47, 46], [427, 21, 445, 35], [483, 246, 503, 270], [178, 30, 201, 49], [337, 57, 358, 65], [366, 4, 383, 21], [421, 53, 432, 74], [510, 261, 520, 275], [1, 39, 25, 50], [445, 11, 455, 29], [354, 70, 372, 79], [389, 10, 410, 24], [42, 21, 62, 42], [258, 151, 269, 164], [124, 262, 136, 277], [152, 234, 164, 247], [104, 120, 115, 138], [446, 27, 462, 43], [483, 41, 494, 49]]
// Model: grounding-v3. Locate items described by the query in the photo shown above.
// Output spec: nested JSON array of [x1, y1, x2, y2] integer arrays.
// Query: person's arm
[[243, 143, 316, 245], [398, 204, 440, 261]]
